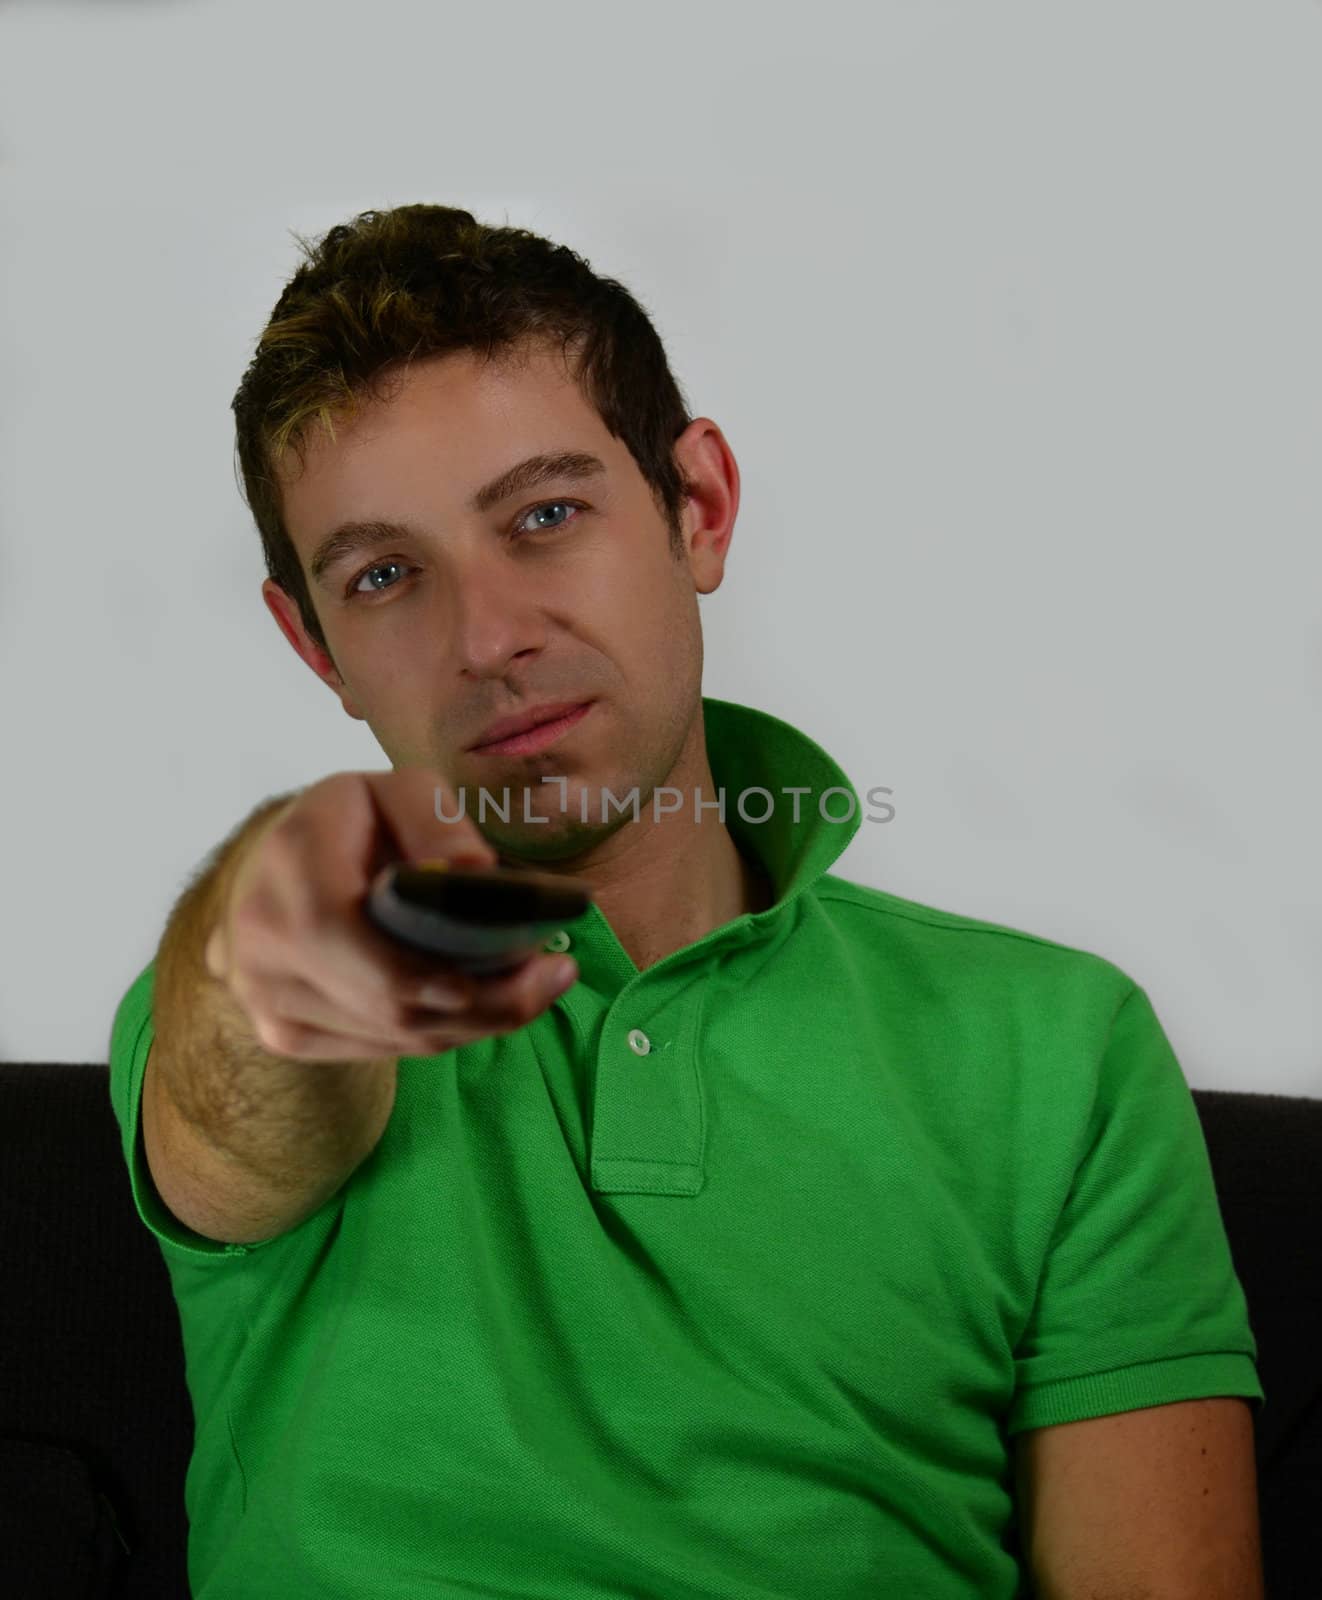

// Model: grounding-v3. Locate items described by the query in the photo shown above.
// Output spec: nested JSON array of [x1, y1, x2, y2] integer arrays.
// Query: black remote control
[[366, 861, 592, 976]]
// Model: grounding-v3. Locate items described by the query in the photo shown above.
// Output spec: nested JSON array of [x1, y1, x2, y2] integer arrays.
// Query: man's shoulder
[[810, 873, 1135, 1002]]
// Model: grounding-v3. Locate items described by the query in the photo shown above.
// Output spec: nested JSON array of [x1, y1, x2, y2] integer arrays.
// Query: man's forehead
[[306, 342, 587, 458], [393, 336, 583, 404], [279, 344, 596, 496], [277, 360, 621, 573]]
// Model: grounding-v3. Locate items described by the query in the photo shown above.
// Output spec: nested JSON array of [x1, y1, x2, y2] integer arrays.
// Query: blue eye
[[516, 500, 581, 536], [351, 560, 410, 597], [347, 501, 583, 600]]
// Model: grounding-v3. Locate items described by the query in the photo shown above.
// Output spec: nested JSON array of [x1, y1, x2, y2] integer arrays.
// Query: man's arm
[[1012, 1396, 1265, 1599]]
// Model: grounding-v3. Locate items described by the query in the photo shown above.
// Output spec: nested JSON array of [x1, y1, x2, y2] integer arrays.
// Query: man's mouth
[[468, 701, 594, 756]]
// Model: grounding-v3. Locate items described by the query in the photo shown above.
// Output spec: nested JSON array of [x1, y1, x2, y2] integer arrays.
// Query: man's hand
[[204, 768, 579, 1062]]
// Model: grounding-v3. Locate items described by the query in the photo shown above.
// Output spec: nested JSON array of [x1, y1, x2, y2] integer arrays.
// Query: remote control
[[366, 860, 593, 976]]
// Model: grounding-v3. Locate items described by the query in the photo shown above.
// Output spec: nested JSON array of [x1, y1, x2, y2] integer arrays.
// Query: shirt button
[[627, 1028, 652, 1056], [543, 929, 571, 953]]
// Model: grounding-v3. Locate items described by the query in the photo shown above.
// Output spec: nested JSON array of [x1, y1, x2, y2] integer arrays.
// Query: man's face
[[266, 338, 736, 862]]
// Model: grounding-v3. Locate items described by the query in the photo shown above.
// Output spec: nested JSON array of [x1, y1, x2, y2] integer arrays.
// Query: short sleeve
[[1008, 982, 1264, 1435], [108, 959, 273, 1259]]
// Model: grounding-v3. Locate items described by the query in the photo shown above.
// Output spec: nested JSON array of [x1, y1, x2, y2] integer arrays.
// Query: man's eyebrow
[[308, 449, 608, 588]]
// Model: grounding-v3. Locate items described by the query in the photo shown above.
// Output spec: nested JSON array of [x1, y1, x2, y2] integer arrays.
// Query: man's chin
[[488, 799, 640, 866]]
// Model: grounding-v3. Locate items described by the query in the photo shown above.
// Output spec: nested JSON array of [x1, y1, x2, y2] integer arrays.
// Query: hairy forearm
[[149, 791, 397, 1188]]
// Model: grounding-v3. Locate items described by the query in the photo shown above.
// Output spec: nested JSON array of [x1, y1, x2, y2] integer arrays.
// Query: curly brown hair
[[230, 203, 699, 655]]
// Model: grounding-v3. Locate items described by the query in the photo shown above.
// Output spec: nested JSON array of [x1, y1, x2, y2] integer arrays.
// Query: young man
[[109, 205, 1266, 1599]]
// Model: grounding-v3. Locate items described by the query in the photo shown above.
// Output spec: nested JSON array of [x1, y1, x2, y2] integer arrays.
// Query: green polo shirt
[[108, 695, 1263, 1600]]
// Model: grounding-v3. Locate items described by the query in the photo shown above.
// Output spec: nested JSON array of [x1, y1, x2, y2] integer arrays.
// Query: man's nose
[[447, 558, 547, 679]]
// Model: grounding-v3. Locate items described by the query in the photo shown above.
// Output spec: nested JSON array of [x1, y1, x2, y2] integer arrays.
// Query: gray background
[[1, 0, 1318, 1092]]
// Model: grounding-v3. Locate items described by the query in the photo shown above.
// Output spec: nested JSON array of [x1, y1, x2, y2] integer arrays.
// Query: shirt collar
[[701, 695, 862, 918], [551, 696, 865, 989]]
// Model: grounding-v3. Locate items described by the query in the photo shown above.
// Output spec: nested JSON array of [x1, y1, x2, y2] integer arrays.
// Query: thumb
[[363, 767, 500, 871]]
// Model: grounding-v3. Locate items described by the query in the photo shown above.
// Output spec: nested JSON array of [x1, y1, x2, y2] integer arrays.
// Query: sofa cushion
[[0, 1435, 129, 1598]]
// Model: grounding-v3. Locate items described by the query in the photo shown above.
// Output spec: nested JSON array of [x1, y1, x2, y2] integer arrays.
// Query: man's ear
[[261, 579, 366, 721], [671, 418, 740, 596]]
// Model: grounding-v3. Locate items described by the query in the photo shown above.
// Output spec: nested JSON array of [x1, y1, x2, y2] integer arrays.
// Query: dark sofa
[[1, 1062, 1318, 1598]]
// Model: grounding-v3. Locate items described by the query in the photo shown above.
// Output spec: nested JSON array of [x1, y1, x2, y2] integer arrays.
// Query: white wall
[[1, 0, 1318, 1093]]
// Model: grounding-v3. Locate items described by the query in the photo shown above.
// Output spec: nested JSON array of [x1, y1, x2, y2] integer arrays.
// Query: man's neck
[[497, 770, 775, 972], [489, 703, 779, 971], [585, 816, 774, 973]]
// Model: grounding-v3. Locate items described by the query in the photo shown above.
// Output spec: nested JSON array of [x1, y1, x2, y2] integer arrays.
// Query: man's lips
[[467, 701, 594, 756]]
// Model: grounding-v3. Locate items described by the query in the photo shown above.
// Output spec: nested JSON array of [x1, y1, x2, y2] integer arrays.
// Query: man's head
[[233, 204, 740, 862]]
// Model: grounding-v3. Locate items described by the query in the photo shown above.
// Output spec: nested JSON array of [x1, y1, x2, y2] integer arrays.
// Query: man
[[110, 204, 1265, 1598]]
